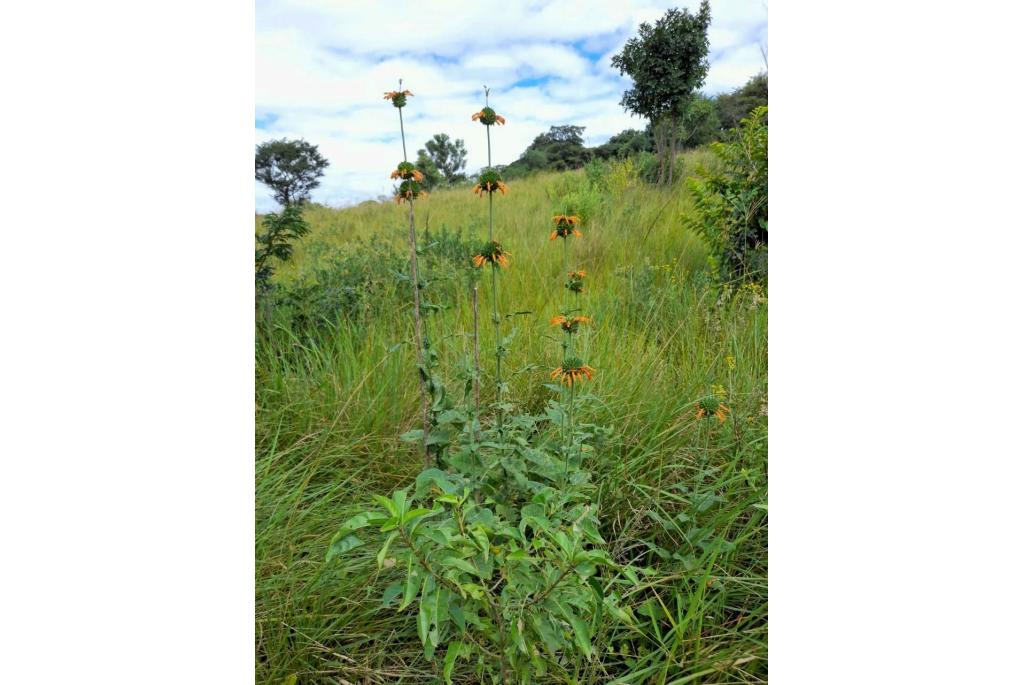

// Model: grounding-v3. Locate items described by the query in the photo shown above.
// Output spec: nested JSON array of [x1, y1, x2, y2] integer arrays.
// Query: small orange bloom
[[384, 90, 413, 100], [550, 315, 591, 333], [550, 360, 595, 387], [473, 181, 509, 196], [472, 241, 510, 268]]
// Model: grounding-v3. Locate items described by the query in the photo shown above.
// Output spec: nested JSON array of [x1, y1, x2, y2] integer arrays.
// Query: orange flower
[[550, 358, 595, 387], [472, 107, 506, 125], [696, 399, 730, 423], [472, 241, 510, 268], [384, 90, 413, 100], [390, 168, 424, 182], [550, 224, 583, 240], [393, 188, 428, 204], [550, 315, 591, 333], [472, 180, 509, 196]]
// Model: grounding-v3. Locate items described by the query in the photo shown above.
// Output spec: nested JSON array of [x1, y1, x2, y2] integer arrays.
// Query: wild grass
[[256, 148, 766, 683]]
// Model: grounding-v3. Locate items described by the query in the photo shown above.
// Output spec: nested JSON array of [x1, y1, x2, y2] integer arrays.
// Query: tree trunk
[[668, 115, 678, 186], [653, 118, 666, 186]]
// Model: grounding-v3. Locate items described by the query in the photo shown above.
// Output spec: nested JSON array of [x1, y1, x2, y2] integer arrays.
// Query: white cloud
[[255, 0, 767, 211]]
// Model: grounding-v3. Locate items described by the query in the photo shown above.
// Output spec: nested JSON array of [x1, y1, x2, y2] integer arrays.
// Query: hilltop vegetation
[[256, 148, 768, 683]]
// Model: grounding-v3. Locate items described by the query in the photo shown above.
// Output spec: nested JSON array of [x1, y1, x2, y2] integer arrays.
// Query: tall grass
[[256, 150, 767, 683]]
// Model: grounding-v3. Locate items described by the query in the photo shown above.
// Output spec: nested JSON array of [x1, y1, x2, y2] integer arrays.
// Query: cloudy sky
[[255, 0, 767, 212]]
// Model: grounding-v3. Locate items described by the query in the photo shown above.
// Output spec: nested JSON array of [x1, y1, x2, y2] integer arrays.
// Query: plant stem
[[485, 107, 503, 434], [397, 83, 430, 465], [472, 285, 480, 417]]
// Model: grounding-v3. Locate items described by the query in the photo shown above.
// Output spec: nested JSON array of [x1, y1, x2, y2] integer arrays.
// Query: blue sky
[[255, 1, 767, 212]]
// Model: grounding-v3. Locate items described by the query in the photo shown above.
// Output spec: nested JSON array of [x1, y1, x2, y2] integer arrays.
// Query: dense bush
[[686, 106, 768, 283], [255, 205, 310, 293], [270, 241, 406, 331], [716, 72, 768, 131]]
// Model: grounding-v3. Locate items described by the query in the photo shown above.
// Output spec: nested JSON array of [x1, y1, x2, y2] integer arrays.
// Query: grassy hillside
[[256, 151, 768, 683]]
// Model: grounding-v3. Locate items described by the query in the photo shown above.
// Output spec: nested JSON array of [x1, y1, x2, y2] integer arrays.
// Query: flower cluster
[[471, 240, 510, 268], [471, 106, 506, 126], [550, 314, 590, 335], [394, 179, 427, 204], [550, 356, 595, 387], [565, 270, 586, 294], [391, 161, 424, 182], [696, 395, 730, 423], [550, 214, 583, 240], [384, 89, 413, 108], [473, 169, 508, 196]]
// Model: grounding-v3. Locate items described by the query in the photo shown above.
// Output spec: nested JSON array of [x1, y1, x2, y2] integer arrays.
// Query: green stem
[[397, 82, 429, 465], [484, 103, 503, 434], [398, 105, 408, 163]]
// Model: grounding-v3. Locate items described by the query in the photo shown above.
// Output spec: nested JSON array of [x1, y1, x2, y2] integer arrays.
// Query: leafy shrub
[[272, 241, 406, 331], [605, 157, 641, 195], [255, 205, 310, 292], [685, 106, 767, 283], [328, 402, 631, 683]]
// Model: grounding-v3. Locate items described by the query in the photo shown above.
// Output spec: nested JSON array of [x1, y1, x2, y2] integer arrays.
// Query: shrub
[[272, 241, 405, 331], [685, 106, 767, 283], [255, 205, 310, 293]]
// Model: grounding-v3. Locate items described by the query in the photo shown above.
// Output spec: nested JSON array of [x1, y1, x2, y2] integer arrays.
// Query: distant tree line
[[500, 72, 767, 179]]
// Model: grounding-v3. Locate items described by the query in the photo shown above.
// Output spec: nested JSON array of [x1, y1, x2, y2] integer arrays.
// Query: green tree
[[523, 125, 592, 170], [685, 106, 768, 283], [255, 138, 329, 207], [420, 133, 467, 185], [255, 205, 309, 292], [592, 128, 653, 160], [676, 93, 721, 149], [414, 149, 443, 191], [715, 72, 768, 131], [611, 1, 712, 185]]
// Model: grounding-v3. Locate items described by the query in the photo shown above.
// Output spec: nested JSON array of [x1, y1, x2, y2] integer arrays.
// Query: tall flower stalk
[[387, 80, 431, 465], [470, 87, 509, 433], [549, 212, 590, 471]]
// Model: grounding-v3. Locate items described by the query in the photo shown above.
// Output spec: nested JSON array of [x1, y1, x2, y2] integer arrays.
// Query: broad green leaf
[[443, 641, 465, 684], [567, 611, 593, 658], [325, 534, 363, 562], [418, 596, 430, 645], [393, 488, 408, 517], [399, 557, 418, 610], [372, 494, 398, 518], [377, 532, 398, 569], [381, 582, 403, 608], [399, 429, 424, 443], [442, 557, 477, 575]]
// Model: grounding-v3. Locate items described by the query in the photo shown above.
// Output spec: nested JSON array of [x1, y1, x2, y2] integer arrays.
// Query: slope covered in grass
[[256, 151, 767, 683]]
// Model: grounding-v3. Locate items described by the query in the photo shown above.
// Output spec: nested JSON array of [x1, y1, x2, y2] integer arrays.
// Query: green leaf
[[567, 611, 593, 658], [381, 582, 403, 608], [443, 641, 465, 684], [399, 429, 424, 443], [399, 557, 418, 610], [372, 494, 398, 518], [326, 534, 364, 562], [377, 532, 398, 569], [417, 597, 430, 645], [393, 488, 408, 517], [442, 556, 477, 575]]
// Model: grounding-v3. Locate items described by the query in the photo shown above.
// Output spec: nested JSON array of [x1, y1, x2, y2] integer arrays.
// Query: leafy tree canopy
[[716, 72, 768, 130], [611, 1, 712, 121], [414, 149, 444, 191], [422, 133, 468, 185], [255, 138, 329, 207]]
